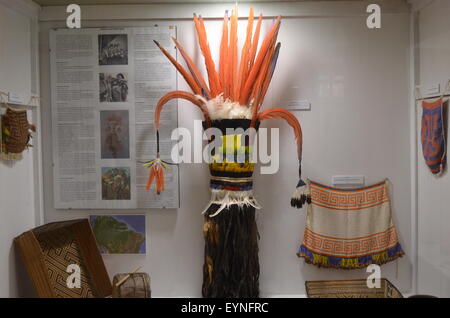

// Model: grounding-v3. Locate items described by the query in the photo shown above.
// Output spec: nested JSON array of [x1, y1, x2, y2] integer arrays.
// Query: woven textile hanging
[[297, 180, 404, 269], [421, 98, 447, 175], [145, 7, 308, 297]]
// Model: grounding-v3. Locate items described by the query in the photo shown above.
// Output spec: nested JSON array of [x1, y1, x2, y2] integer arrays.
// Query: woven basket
[[2, 107, 31, 153], [112, 272, 151, 298], [305, 279, 403, 298], [1, 107, 35, 160], [15, 219, 112, 298]]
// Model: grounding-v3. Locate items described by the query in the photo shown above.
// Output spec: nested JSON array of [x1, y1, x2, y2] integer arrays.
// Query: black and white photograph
[[99, 72, 128, 102], [98, 34, 128, 65]]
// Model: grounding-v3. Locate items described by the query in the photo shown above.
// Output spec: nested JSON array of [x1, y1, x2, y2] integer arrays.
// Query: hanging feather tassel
[[258, 108, 302, 157], [258, 108, 308, 209], [151, 90, 210, 194], [144, 158, 169, 194], [290, 163, 311, 209], [144, 130, 173, 195]]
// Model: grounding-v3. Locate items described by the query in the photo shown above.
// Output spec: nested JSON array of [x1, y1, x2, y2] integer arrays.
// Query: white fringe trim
[[197, 94, 252, 120], [202, 189, 261, 217]]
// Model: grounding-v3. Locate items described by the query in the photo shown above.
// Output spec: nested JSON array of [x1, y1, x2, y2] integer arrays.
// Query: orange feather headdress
[[147, 7, 309, 208]]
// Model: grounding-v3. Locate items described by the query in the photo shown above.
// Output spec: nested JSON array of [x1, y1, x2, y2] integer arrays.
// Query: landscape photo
[[90, 215, 146, 254]]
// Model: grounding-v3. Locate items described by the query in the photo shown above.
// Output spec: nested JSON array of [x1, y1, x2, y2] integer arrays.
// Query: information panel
[[50, 27, 179, 209]]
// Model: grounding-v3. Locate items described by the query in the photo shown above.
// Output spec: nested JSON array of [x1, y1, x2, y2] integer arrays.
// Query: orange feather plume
[[155, 90, 210, 130], [194, 14, 222, 97], [229, 7, 239, 101], [171, 37, 210, 98], [240, 16, 281, 105], [219, 11, 229, 97], [258, 108, 303, 159], [250, 45, 274, 127], [251, 40, 276, 106], [248, 14, 262, 74], [236, 7, 254, 102], [258, 43, 281, 109], [153, 40, 201, 95]]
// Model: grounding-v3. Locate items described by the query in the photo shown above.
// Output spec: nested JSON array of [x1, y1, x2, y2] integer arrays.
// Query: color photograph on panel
[[101, 167, 131, 200]]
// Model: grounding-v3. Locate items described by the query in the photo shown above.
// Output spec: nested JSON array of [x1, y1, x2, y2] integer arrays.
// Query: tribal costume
[[145, 7, 307, 297]]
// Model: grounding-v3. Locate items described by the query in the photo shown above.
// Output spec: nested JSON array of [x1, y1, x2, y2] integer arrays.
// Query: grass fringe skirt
[[202, 203, 259, 298]]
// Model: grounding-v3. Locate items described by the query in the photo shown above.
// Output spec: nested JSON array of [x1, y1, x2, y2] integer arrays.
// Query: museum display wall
[[415, 0, 450, 297], [1, 0, 449, 298], [0, 0, 41, 298], [38, 1, 412, 297]]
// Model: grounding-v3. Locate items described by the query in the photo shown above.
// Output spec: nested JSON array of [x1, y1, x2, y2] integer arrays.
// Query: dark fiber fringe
[[297, 243, 405, 270], [202, 204, 259, 298]]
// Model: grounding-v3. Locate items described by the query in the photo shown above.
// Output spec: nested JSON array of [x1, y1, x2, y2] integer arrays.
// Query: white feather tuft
[[197, 94, 252, 120], [202, 189, 261, 217]]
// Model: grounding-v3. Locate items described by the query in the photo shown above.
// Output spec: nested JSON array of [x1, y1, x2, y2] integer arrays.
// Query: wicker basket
[[305, 279, 403, 298], [1, 107, 34, 160]]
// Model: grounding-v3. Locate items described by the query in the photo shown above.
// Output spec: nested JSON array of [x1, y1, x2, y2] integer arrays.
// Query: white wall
[[0, 0, 41, 298], [39, 1, 413, 297], [413, 0, 450, 297]]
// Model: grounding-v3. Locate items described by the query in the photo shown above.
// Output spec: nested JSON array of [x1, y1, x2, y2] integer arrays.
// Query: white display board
[[50, 27, 179, 209], [0, 2, 33, 105]]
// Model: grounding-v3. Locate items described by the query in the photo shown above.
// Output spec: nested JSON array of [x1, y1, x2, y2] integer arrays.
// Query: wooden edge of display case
[[73, 219, 112, 297], [14, 231, 56, 298]]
